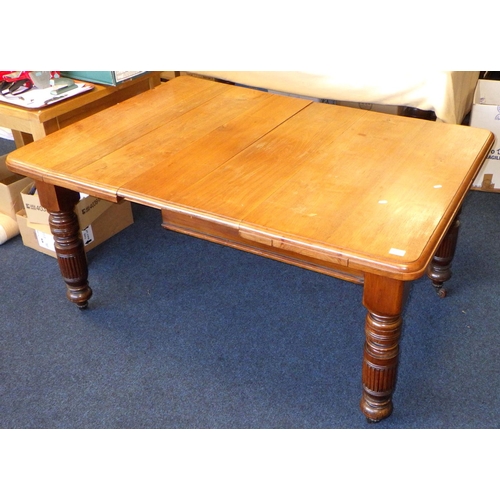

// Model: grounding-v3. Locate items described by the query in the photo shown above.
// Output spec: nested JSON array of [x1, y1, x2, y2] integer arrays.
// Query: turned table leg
[[361, 273, 407, 422], [427, 212, 461, 298], [36, 181, 92, 309]]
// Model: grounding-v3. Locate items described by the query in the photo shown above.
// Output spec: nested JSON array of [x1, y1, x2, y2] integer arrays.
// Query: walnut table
[[6, 75, 494, 422]]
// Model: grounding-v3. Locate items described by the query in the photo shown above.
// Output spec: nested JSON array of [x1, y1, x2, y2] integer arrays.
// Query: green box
[[59, 71, 148, 86]]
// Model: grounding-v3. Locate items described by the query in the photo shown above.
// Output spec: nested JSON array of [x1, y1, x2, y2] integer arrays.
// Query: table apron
[[161, 207, 364, 285]]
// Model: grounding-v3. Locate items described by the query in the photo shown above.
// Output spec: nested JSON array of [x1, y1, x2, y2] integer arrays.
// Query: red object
[[1, 71, 31, 82], [1, 71, 60, 83]]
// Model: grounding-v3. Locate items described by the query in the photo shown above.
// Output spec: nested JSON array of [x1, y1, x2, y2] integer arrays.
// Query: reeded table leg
[[36, 181, 92, 309], [361, 273, 407, 422], [427, 213, 461, 298]]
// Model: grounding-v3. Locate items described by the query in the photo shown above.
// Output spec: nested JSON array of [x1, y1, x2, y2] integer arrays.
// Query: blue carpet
[[1, 137, 499, 429]]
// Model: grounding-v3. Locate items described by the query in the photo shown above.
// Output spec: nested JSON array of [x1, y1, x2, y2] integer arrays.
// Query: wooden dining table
[[6, 75, 494, 422]]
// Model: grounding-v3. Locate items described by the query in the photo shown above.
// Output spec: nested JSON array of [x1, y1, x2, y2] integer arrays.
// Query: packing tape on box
[[0, 213, 19, 245]]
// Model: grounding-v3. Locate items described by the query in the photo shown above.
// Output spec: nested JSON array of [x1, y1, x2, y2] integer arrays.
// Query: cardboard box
[[0, 154, 33, 219], [21, 183, 112, 226], [16, 210, 58, 258], [59, 71, 148, 86], [16, 199, 134, 258], [470, 80, 500, 192]]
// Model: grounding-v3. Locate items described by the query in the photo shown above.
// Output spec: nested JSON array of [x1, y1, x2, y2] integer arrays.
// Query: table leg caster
[[431, 283, 447, 298]]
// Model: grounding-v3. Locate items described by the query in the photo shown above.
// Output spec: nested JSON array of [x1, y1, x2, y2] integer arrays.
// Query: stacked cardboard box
[[0, 154, 33, 244], [16, 182, 134, 258], [471, 80, 500, 192]]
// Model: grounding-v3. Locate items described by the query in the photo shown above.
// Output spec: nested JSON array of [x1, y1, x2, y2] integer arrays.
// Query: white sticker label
[[81, 225, 94, 246], [35, 230, 55, 251], [389, 248, 406, 256], [34, 226, 94, 251]]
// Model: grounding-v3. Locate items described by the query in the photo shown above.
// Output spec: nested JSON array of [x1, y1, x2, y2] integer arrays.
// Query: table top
[[6, 75, 494, 280]]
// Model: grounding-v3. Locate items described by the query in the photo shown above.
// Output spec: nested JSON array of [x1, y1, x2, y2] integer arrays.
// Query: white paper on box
[[81, 225, 94, 246], [35, 229, 55, 252]]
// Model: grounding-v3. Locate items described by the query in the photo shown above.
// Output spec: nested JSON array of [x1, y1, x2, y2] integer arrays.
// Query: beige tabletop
[[7, 75, 493, 281]]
